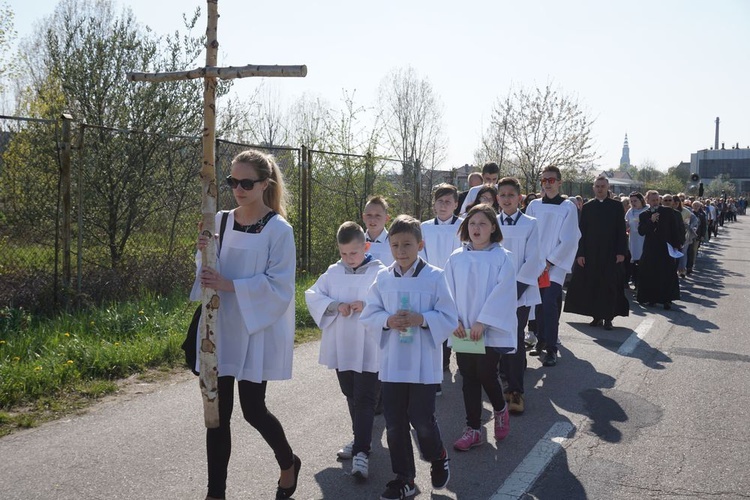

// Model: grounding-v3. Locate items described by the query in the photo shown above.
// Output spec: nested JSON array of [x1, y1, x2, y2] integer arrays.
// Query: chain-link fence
[[0, 114, 422, 313], [2, 113, 606, 315]]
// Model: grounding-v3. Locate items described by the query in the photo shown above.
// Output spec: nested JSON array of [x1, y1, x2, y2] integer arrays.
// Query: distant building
[[691, 145, 750, 194], [620, 134, 631, 167], [597, 169, 642, 195]]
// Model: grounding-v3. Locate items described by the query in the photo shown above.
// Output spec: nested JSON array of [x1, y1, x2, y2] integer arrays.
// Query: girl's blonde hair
[[232, 149, 288, 218]]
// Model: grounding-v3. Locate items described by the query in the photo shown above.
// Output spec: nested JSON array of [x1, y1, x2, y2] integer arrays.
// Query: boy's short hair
[[336, 221, 366, 245], [467, 172, 483, 184], [365, 195, 389, 212], [433, 183, 458, 202], [482, 162, 500, 175], [458, 205, 503, 243], [389, 214, 423, 243], [497, 177, 521, 194], [541, 165, 562, 180]]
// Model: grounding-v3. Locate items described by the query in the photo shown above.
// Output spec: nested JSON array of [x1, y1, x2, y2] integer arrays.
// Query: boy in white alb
[[420, 183, 463, 269], [524, 166, 581, 367], [420, 183, 463, 377], [305, 222, 386, 481], [458, 161, 501, 215], [362, 195, 394, 266], [360, 215, 458, 500], [496, 177, 545, 413]]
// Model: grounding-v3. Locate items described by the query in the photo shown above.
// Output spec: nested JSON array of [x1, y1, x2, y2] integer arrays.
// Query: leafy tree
[[667, 163, 690, 185], [706, 174, 736, 198], [9, 0, 226, 268], [479, 83, 597, 193]]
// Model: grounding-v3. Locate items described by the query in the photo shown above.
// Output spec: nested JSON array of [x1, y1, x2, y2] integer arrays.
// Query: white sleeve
[[548, 202, 581, 269], [304, 271, 337, 330], [421, 272, 459, 346], [476, 254, 517, 339], [516, 219, 545, 285]]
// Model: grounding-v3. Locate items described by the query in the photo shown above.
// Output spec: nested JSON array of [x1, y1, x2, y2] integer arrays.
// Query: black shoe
[[589, 318, 603, 327], [603, 320, 613, 330], [430, 454, 450, 490], [647, 302, 656, 307], [529, 341, 547, 357], [276, 455, 301, 499], [541, 351, 557, 367], [380, 478, 416, 499], [664, 302, 672, 310]]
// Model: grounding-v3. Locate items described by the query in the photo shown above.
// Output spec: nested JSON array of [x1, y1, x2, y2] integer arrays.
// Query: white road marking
[[617, 317, 655, 356], [489, 421, 575, 499]]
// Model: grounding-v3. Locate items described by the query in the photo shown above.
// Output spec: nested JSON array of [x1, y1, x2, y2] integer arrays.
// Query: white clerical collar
[[435, 216, 456, 225], [366, 229, 387, 243], [500, 210, 521, 224], [392, 258, 422, 278]]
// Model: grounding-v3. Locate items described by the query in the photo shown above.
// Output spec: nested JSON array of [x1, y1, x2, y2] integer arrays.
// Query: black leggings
[[207, 376, 294, 499]]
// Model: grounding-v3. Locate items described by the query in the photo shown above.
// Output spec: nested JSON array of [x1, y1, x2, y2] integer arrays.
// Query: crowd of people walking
[[192, 150, 741, 500]]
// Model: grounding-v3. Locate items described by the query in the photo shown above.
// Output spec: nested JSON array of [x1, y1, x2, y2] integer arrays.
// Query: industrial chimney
[[714, 117, 720, 150]]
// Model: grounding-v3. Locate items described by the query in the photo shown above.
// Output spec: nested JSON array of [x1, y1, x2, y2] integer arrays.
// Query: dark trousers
[[336, 369, 380, 456], [442, 340, 451, 371], [456, 349, 506, 429], [207, 376, 294, 499], [686, 243, 696, 271], [499, 306, 530, 394], [536, 281, 563, 354], [382, 382, 444, 482]]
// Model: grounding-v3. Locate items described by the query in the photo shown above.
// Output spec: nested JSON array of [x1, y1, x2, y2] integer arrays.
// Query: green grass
[[0, 280, 322, 435]]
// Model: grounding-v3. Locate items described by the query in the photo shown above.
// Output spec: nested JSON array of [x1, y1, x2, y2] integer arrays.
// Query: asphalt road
[[2, 219, 748, 500]]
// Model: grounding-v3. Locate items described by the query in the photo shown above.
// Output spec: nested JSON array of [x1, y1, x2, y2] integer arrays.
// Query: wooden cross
[[127, 0, 306, 428]]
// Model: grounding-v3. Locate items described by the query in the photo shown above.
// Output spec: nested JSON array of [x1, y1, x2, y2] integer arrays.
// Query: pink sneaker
[[453, 427, 483, 451], [494, 406, 510, 440]]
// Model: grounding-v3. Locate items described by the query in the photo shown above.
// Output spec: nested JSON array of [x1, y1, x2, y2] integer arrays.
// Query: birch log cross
[[127, 0, 306, 428]]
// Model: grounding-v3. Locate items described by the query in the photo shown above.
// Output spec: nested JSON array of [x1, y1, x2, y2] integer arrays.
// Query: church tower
[[620, 134, 630, 167]]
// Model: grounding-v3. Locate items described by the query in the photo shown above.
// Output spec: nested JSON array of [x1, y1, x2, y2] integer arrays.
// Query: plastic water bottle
[[399, 294, 415, 344]]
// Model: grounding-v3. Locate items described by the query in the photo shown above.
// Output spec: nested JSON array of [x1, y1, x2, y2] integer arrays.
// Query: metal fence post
[[300, 145, 309, 272], [60, 113, 74, 308], [414, 158, 422, 220]]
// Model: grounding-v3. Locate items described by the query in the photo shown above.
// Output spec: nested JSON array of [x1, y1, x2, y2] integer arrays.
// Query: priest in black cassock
[[564, 176, 629, 330], [636, 191, 685, 310]]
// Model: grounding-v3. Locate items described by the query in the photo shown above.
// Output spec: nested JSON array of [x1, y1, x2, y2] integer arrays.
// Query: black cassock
[[564, 197, 629, 320], [636, 206, 685, 304]]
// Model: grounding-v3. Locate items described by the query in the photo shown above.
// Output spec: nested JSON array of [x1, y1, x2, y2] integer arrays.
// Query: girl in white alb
[[444, 204, 517, 451], [192, 150, 300, 500]]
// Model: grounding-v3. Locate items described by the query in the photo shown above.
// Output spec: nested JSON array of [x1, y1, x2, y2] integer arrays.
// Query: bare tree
[[378, 67, 446, 218], [378, 66, 446, 180], [288, 92, 329, 149], [246, 83, 289, 147], [481, 83, 597, 193]]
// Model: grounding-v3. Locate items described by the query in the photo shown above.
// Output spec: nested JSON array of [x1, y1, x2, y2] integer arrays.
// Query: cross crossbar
[[127, 64, 307, 82]]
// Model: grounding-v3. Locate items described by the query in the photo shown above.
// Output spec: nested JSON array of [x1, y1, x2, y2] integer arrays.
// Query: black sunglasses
[[226, 175, 263, 190]]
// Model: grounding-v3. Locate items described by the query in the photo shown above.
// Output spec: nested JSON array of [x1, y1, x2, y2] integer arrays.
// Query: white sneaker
[[337, 440, 354, 459], [352, 452, 369, 480]]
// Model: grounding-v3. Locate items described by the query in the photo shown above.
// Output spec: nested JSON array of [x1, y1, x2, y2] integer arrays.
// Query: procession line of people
[[191, 150, 737, 500]]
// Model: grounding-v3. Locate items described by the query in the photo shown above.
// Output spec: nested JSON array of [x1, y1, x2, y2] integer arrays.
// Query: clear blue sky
[[8, 0, 750, 171]]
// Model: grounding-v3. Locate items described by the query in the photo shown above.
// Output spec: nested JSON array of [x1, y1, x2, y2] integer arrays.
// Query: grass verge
[[0, 282, 321, 437]]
